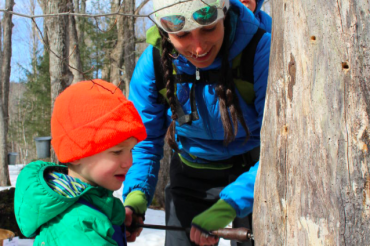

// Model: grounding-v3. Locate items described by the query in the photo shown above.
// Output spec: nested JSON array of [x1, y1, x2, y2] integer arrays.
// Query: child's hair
[[160, 15, 249, 151], [51, 79, 147, 163]]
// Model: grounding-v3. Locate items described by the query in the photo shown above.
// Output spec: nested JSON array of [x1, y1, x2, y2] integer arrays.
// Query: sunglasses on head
[[159, 5, 222, 33]]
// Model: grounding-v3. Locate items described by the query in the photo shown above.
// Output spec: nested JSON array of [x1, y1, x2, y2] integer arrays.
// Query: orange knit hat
[[51, 79, 147, 163]]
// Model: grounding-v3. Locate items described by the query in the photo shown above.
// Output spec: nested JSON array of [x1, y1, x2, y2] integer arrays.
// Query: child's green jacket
[[14, 161, 125, 245]]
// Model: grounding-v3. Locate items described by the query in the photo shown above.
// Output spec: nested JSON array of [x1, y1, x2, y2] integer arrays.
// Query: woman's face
[[168, 20, 224, 68]]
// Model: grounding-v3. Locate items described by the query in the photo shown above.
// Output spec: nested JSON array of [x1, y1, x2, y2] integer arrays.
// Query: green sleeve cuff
[[192, 199, 236, 232], [124, 190, 148, 214]]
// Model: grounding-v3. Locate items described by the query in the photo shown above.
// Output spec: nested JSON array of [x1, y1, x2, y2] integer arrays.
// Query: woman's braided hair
[[159, 14, 250, 152]]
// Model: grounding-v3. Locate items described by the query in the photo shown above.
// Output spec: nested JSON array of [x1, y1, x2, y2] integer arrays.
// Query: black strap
[[153, 48, 165, 93], [239, 28, 266, 83]]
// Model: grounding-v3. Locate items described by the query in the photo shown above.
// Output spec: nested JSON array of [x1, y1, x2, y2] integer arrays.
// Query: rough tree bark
[[110, 0, 125, 87], [122, 0, 135, 97], [67, 0, 84, 84], [0, 0, 14, 186], [42, 0, 70, 162], [254, 0, 370, 245]]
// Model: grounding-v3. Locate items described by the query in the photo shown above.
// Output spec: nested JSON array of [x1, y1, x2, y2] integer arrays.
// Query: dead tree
[[67, 0, 83, 84], [0, 0, 14, 186], [39, 0, 70, 162], [254, 0, 370, 245]]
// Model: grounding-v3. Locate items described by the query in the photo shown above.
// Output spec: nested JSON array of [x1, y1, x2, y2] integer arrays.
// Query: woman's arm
[[123, 45, 168, 207]]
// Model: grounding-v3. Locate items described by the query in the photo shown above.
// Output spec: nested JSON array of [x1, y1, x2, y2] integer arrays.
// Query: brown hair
[[160, 15, 249, 151]]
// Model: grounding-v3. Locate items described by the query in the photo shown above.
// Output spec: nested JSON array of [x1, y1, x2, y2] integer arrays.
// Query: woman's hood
[[255, 0, 266, 16]]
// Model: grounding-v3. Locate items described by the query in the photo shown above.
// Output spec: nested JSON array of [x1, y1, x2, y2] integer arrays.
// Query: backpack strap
[[239, 28, 266, 83], [233, 28, 266, 104]]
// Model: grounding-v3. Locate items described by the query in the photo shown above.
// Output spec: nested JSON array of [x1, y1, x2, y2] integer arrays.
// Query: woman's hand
[[190, 199, 236, 245], [190, 225, 219, 246], [124, 207, 144, 242]]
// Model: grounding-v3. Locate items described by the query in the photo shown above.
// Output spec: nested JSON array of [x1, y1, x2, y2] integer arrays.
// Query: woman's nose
[[191, 34, 207, 54]]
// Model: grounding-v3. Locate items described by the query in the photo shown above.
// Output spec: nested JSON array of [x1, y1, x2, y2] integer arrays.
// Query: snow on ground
[[2, 164, 229, 246]]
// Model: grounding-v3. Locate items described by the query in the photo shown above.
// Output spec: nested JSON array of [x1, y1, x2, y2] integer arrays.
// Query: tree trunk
[[110, 0, 125, 87], [30, 0, 38, 75], [43, 0, 70, 162], [254, 0, 370, 245], [67, 0, 84, 84], [122, 0, 135, 97], [0, 0, 14, 186]]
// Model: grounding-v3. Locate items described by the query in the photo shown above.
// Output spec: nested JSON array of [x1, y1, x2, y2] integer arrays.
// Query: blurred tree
[[0, 0, 15, 186]]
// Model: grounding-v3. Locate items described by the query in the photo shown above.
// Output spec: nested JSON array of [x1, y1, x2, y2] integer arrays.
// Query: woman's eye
[[175, 32, 189, 38], [203, 25, 216, 32]]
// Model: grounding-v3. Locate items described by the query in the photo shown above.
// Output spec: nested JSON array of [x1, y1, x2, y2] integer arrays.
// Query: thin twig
[[0, 8, 148, 19]]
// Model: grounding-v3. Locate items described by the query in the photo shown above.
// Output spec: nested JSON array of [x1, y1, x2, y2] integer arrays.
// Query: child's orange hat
[[51, 79, 147, 163]]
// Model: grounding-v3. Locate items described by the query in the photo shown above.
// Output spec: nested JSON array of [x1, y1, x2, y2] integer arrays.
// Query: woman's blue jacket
[[124, 0, 271, 218]]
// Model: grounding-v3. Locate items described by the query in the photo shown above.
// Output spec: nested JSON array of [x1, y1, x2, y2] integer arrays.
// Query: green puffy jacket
[[14, 161, 125, 246]]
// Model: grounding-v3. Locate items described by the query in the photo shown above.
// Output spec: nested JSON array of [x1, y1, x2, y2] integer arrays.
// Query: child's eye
[[112, 150, 123, 155]]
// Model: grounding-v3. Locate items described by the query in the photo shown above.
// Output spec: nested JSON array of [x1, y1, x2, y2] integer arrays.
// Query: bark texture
[[122, 0, 135, 97], [67, 0, 84, 84], [254, 0, 370, 245], [0, 0, 14, 186], [110, 0, 125, 87], [43, 0, 70, 162], [44, 0, 69, 109]]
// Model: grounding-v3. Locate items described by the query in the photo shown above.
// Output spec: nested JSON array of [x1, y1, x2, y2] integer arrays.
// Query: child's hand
[[125, 207, 144, 242]]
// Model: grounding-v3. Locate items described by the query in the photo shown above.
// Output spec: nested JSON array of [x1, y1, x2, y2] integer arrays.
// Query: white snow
[[2, 164, 229, 246]]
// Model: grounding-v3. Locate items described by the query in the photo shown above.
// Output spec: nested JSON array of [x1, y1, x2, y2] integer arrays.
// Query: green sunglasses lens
[[192, 6, 218, 25], [160, 15, 186, 32]]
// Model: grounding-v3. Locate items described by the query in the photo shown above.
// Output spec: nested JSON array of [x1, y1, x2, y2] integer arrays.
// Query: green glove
[[124, 190, 148, 215], [191, 199, 236, 232]]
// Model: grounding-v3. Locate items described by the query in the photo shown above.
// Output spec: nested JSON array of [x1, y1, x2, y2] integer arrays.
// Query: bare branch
[[135, 0, 150, 15], [0, 8, 148, 19]]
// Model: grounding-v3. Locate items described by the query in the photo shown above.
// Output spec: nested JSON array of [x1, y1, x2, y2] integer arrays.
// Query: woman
[[123, 0, 271, 245]]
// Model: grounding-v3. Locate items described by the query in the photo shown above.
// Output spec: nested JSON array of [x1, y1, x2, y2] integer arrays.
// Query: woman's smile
[[168, 20, 224, 68]]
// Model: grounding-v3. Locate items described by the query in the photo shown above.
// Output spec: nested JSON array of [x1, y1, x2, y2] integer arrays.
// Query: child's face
[[69, 137, 138, 191], [240, 0, 257, 12]]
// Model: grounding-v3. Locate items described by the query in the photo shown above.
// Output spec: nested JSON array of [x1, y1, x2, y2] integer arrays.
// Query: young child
[[14, 79, 147, 246], [240, 0, 272, 33]]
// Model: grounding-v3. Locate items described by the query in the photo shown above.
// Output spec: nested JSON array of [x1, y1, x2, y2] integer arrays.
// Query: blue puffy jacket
[[255, 0, 272, 33], [124, 0, 271, 218]]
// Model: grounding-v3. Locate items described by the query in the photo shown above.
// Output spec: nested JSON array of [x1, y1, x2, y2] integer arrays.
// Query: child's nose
[[121, 154, 133, 168]]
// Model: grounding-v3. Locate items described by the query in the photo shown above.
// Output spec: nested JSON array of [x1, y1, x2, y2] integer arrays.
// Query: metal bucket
[[34, 136, 52, 158], [7, 152, 18, 165]]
